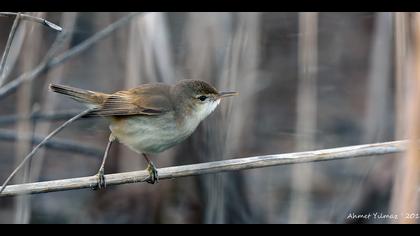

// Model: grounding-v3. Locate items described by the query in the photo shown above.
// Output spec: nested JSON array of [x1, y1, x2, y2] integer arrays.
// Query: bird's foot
[[145, 162, 159, 184], [92, 168, 106, 190]]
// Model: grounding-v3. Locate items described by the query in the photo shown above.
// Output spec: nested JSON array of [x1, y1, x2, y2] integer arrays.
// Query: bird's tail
[[49, 83, 107, 108]]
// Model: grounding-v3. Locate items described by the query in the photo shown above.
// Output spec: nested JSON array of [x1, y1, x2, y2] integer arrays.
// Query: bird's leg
[[92, 134, 115, 190], [142, 153, 159, 184]]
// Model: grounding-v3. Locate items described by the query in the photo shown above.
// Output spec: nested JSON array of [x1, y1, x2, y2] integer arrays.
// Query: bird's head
[[173, 80, 238, 122]]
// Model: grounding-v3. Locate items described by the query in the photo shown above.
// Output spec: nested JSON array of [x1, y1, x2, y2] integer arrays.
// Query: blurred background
[[0, 12, 419, 224]]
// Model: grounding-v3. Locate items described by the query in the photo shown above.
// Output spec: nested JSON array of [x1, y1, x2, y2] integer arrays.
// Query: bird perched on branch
[[49, 80, 238, 189]]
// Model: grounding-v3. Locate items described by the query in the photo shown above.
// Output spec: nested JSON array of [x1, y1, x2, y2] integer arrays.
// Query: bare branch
[[0, 139, 407, 197], [0, 12, 62, 32], [0, 108, 94, 194], [48, 12, 142, 68], [0, 12, 21, 86], [0, 129, 102, 157], [0, 12, 143, 99], [0, 30, 70, 97]]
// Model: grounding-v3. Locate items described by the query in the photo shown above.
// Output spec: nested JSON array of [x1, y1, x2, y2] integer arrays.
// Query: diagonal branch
[[0, 12, 62, 31], [0, 129, 103, 157], [48, 12, 141, 68], [0, 12, 143, 99], [0, 139, 408, 197], [0, 108, 93, 194]]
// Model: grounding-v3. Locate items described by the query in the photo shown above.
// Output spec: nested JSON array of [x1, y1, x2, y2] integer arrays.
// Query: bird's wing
[[87, 85, 172, 117]]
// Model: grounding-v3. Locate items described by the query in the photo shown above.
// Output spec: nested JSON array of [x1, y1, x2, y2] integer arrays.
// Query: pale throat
[[180, 99, 220, 132]]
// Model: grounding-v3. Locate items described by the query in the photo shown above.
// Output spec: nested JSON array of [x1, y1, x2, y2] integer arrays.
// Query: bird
[[49, 79, 238, 189]]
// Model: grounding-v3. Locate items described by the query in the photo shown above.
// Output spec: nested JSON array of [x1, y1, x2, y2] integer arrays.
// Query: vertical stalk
[[395, 13, 420, 224], [390, 12, 410, 221], [14, 12, 46, 224], [289, 12, 318, 224], [0, 12, 21, 86]]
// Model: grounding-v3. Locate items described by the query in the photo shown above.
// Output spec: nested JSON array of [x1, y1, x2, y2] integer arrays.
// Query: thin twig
[[0, 12, 21, 87], [0, 129, 102, 157], [0, 110, 83, 125], [0, 12, 62, 32], [0, 12, 143, 100], [0, 30, 67, 98], [0, 108, 94, 194], [0, 139, 408, 197]]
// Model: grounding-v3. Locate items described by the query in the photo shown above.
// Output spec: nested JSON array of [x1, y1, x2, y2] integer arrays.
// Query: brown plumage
[[49, 83, 170, 116], [49, 79, 238, 185], [49, 80, 222, 117]]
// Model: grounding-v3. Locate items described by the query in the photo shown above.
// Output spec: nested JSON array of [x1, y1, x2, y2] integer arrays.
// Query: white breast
[[110, 113, 180, 154], [109, 99, 220, 155]]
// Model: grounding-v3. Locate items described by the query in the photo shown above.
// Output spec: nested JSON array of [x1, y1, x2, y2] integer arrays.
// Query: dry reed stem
[[0, 12, 62, 31], [0, 139, 408, 197], [396, 13, 420, 224], [0, 12, 21, 86]]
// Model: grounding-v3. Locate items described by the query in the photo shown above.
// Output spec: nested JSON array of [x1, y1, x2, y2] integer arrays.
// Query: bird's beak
[[218, 91, 239, 98]]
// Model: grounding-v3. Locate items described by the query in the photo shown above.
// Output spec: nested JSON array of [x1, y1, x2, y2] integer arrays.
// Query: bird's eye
[[198, 95, 207, 101]]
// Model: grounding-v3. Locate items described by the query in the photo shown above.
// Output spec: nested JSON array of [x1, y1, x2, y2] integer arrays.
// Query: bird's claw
[[92, 168, 106, 190], [145, 162, 159, 184]]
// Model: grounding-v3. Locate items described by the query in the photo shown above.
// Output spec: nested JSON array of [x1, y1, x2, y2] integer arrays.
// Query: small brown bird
[[49, 80, 238, 188]]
